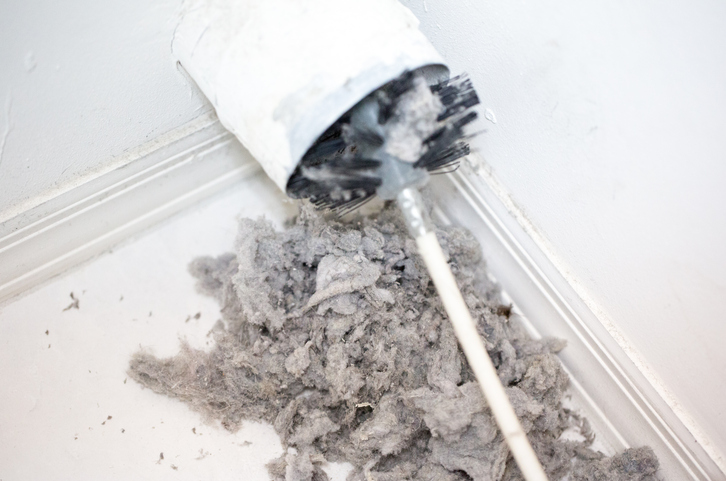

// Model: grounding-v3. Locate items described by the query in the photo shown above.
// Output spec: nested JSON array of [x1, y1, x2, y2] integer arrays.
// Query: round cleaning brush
[[287, 72, 479, 214], [173, 1, 548, 479]]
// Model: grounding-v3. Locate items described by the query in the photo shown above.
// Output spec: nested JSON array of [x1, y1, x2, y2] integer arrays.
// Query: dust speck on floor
[[63, 292, 80, 311]]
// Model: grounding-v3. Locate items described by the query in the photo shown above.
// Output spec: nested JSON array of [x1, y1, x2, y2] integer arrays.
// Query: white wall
[[0, 0, 209, 221], [401, 0, 726, 465], [1, 0, 724, 469]]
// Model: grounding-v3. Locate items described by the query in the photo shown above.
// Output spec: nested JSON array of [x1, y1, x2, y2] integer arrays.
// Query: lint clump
[[129, 204, 659, 481]]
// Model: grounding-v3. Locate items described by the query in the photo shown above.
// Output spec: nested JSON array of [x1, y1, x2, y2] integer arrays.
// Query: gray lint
[[128, 204, 660, 481], [383, 74, 443, 163]]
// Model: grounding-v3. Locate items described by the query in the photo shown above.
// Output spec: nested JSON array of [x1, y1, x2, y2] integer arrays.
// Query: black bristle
[[301, 137, 347, 166], [343, 124, 385, 148], [376, 71, 416, 124], [288, 156, 382, 211], [415, 109, 478, 172], [431, 75, 480, 121], [286, 71, 480, 214]]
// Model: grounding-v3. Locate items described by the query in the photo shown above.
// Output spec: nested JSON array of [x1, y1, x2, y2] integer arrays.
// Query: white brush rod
[[416, 230, 549, 481]]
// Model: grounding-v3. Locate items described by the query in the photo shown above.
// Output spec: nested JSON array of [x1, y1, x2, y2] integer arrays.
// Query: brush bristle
[[287, 72, 480, 213]]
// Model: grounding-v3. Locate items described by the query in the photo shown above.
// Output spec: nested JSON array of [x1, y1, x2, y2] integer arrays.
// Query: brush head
[[286, 71, 480, 215]]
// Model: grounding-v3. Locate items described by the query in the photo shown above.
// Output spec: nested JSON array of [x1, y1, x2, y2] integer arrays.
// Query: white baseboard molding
[[0, 114, 259, 304], [1, 115, 722, 480]]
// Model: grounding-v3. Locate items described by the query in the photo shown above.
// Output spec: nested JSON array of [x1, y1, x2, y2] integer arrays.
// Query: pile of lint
[[129, 204, 659, 481]]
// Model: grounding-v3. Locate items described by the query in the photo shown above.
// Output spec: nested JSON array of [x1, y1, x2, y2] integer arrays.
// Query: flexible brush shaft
[[397, 188, 549, 481]]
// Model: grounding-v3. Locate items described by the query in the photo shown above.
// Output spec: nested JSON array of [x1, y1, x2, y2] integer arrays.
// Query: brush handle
[[398, 188, 549, 481]]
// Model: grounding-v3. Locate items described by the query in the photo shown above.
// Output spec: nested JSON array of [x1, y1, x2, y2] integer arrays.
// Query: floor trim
[[0, 115, 259, 304]]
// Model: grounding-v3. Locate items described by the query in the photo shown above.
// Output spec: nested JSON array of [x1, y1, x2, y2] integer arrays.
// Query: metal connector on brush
[[397, 188, 432, 239]]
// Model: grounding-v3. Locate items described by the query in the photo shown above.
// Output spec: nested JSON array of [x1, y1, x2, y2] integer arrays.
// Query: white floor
[[0, 173, 358, 480]]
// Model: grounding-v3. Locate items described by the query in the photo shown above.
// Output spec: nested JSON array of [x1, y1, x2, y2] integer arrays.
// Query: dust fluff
[[129, 204, 659, 481]]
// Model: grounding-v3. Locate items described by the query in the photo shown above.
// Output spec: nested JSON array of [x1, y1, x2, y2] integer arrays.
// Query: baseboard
[[1, 116, 722, 479], [0, 114, 260, 304]]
